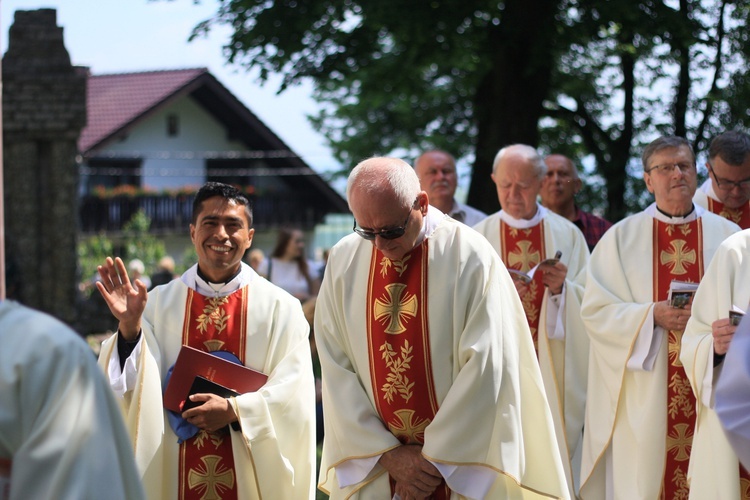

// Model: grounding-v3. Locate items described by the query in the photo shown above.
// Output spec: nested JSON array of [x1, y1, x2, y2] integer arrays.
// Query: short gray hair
[[492, 144, 547, 178], [641, 136, 694, 170]]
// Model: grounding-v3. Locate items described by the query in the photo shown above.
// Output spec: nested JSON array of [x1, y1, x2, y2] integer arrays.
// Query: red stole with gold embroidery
[[653, 220, 701, 499], [707, 197, 750, 229], [177, 287, 249, 500], [500, 220, 546, 352], [367, 241, 449, 499]]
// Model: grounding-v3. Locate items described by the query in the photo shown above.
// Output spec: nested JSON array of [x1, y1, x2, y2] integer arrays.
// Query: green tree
[[192, 0, 750, 219], [192, 0, 565, 214], [121, 209, 167, 269]]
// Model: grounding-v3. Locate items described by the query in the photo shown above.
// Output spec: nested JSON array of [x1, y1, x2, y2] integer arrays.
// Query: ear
[[573, 178, 583, 194], [245, 228, 255, 250], [189, 224, 196, 244], [417, 191, 429, 215], [643, 173, 655, 194]]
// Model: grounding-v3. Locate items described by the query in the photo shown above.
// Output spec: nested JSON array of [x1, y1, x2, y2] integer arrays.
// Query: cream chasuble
[[694, 179, 750, 229], [98, 263, 315, 500], [474, 206, 590, 497], [317, 211, 569, 499], [580, 205, 739, 500], [0, 301, 144, 500], [681, 229, 750, 499]]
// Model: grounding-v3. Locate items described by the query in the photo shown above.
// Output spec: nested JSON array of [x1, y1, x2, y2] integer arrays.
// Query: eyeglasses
[[645, 162, 695, 175], [707, 163, 750, 191], [353, 199, 417, 240]]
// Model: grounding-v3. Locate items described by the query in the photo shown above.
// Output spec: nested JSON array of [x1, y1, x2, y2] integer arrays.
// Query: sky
[[0, 0, 339, 175]]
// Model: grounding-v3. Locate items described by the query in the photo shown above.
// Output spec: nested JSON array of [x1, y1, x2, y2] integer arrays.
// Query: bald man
[[540, 154, 612, 251]]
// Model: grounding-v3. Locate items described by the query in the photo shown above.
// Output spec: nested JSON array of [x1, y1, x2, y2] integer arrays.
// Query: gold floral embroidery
[[196, 296, 231, 335], [380, 340, 414, 403], [668, 371, 695, 420]]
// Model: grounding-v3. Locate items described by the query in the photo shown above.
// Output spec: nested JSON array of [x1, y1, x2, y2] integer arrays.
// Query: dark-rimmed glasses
[[708, 162, 750, 191], [353, 199, 417, 240], [644, 162, 695, 175]]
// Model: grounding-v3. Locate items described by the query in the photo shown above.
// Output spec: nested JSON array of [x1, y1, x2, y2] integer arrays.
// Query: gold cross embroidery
[[508, 240, 540, 271], [187, 455, 235, 500], [660, 240, 696, 275], [374, 283, 418, 334], [666, 423, 693, 462], [388, 408, 430, 445]]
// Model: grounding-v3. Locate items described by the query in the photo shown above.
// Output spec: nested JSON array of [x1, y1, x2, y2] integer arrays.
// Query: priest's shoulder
[[701, 209, 742, 234], [0, 300, 89, 356]]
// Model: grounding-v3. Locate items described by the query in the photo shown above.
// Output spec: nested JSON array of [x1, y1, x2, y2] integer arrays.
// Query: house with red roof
[[78, 68, 348, 240]]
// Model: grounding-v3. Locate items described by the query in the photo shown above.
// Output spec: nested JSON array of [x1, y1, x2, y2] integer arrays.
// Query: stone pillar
[[2, 9, 86, 326]]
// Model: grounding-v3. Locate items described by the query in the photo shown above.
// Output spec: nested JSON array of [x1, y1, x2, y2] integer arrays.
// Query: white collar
[[498, 204, 547, 229], [645, 202, 703, 224], [180, 262, 256, 297]]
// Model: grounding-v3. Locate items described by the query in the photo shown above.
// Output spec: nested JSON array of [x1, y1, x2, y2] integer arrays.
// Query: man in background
[[580, 135, 740, 498], [414, 149, 487, 225], [473, 144, 590, 498], [693, 130, 750, 228], [540, 153, 612, 251], [681, 229, 750, 498]]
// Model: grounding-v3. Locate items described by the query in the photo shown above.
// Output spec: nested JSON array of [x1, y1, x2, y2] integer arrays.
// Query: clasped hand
[[379, 445, 442, 500]]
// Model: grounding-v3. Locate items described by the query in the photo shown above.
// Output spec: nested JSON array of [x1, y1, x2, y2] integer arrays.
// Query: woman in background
[[258, 228, 320, 302]]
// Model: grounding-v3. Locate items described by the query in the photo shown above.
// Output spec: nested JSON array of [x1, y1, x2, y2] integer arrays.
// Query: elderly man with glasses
[[315, 157, 569, 499], [693, 130, 750, 228], [473, 144, 590, 498], [580, 135, 740, 499]]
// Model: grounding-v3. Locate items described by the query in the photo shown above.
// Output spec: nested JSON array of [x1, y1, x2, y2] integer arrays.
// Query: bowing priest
[[580, 135, 740, 499], [680, 228, 750, 499], [693, 130, 750, 228], [95, 182, 316, 499], [473, 144, 590, 497], [315, 157, 569, 499]]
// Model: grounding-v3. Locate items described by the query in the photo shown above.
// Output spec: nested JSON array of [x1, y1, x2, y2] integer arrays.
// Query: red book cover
[[163, 345, 268, 413]]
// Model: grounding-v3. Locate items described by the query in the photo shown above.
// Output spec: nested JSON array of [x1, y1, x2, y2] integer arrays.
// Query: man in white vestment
[[316, 157, 569, 499], [473, 144, 589, 498], [580, 136, 740, 499], [414, 149, 487, 226], [681, 228, 750, 498], [715, 308, 750, 471], [95, 182, 315, 499], [0, 300, 144, 500], [693, 130, 750, 228]]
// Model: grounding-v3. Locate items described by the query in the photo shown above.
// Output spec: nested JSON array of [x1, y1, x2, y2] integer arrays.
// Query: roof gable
[[79, 68, 207, 152]]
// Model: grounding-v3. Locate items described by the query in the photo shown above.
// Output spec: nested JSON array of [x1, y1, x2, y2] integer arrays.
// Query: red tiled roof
[[79, 68, 207, 152]]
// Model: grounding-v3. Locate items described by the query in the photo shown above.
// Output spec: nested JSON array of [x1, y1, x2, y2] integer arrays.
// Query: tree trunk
[[467, 0, 559, 213]]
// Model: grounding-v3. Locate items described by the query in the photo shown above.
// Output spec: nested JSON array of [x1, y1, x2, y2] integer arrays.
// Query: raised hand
[[95, 256, 148, 340]]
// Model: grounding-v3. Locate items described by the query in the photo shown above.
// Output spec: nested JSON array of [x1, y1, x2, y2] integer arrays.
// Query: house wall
[[85, 96, 258, 191]]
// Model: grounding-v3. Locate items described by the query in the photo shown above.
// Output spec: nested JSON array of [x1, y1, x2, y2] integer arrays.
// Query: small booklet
[[667, 280, 698, 309], [729, 306, 746, 326], [507, 251, 562, 285], [181, 376, 240, 411], [163, 345, 268, 413]]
